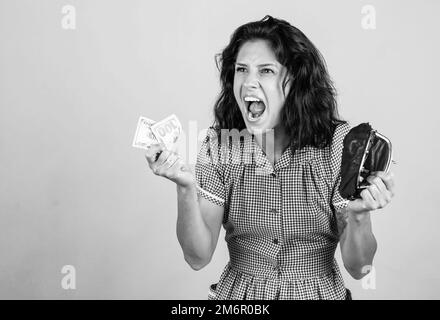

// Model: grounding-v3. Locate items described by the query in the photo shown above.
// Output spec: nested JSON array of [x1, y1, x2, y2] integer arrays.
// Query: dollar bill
[[150, 114, 182, 150], [132, 116, 158, 149]]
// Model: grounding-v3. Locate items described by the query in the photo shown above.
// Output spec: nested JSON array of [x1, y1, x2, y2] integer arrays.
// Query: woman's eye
[[261, 68, 274, 74], [235, 67, 246, 73]]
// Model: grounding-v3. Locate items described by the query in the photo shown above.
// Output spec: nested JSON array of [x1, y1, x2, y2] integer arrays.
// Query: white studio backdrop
[[0, 0, 439, 299]]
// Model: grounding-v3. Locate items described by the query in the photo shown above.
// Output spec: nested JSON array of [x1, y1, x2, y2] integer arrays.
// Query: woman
[[145, 16, 395, 300]]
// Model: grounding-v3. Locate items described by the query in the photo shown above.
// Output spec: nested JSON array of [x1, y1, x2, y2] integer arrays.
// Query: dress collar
[[240, 131, 293, 175]]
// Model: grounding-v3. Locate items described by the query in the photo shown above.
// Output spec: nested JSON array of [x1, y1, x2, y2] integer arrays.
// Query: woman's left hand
[[347, 171, 395, 214]]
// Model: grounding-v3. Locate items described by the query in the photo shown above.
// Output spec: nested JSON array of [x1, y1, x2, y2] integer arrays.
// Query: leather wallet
[[339, 123, 393, 200]]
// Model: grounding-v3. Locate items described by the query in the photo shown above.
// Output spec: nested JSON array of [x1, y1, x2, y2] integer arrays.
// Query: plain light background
[[0, 0, 439, 299]]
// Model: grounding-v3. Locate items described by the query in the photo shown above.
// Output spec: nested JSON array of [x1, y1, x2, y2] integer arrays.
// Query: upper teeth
[[244, 97, 260, 102]]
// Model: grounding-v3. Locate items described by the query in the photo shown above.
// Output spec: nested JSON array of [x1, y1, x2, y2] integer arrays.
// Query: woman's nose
[[243, 79, 259, 89], [243, 73, 259, 89]]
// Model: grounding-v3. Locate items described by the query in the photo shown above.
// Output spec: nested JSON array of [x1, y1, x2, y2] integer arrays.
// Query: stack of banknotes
[[132, 114, 182, 151]]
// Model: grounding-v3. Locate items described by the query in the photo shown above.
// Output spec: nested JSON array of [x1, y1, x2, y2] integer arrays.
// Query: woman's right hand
[[145, 143, 196, 188]]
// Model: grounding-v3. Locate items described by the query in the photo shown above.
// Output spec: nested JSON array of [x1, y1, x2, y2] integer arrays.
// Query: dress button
[[271, 172, 277, 178], [270, 208, 278, 214], [273, 238, 279, 245]]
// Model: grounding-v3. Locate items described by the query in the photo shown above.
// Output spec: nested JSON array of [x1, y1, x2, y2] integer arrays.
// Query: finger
[[366, 183, 381, 202], [145, 144, 165, 164], [150, 151, 171, 175], [360, 188, 379, 211], [367, 175, 387, 193], [154, 150, 171, 168], [170, 154, 181, 168], [372, 171, 395, 196], [370, 184, 390, 208], [161, 153, 179, 171], [170, 135, 181, 153], [367, 175, 392, 204], [376, 171, 395, 198], [157, 154, 185, 178], [145, 143, 162, 157], [171, 157, 187, 172], [161, 156, 182, 178]]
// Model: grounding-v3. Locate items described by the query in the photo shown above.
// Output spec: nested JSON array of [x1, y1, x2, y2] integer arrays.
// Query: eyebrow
[[235, 62, 278, 68]]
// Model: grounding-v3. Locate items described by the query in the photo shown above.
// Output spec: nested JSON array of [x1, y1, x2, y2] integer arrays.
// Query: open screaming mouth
[[245, 98, 266, 121]]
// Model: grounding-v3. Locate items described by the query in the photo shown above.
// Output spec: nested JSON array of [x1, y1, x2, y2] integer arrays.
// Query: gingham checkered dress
[[195, 123, 351, 300]]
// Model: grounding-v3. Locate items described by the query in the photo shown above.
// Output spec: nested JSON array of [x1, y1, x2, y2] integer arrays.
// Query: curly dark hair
[[213, 15, 345, 150]]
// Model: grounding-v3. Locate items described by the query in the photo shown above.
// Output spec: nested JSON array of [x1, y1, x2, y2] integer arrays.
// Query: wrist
[[347, 208, 371, 223], [176, 181, 197, 194]]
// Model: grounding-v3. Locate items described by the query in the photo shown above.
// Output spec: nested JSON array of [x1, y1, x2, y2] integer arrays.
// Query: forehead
[[236, 39, 279, 65]]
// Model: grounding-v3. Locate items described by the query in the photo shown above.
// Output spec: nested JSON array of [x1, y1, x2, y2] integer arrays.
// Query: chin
[[245, 124, 273, 136]]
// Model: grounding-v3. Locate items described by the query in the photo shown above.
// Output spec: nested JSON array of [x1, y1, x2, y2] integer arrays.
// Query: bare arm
[[337, 208, 377, 280], [145, 143, 224, 270], [337, 171, 394, 279], [176, 183, 223, 270]]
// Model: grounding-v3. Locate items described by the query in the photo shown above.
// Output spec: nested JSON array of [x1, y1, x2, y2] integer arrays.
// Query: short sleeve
[[195, 128, 226, 207], [330, 122, 351, 213]]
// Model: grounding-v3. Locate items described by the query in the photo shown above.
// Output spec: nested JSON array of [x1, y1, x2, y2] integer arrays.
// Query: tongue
[[249, 101, 265, 116]]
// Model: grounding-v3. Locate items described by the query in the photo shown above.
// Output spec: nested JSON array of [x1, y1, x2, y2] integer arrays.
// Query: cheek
[[266, 96, 286, 122], [267, 85, 287, 107]]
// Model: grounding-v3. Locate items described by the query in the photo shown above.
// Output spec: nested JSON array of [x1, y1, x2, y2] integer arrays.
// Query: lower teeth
[[250, 112, 262, 119]]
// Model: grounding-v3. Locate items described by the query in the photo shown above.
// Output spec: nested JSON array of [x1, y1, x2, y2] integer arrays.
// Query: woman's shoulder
[[333, 121, 351, 142], [328, 121, 350, 152]]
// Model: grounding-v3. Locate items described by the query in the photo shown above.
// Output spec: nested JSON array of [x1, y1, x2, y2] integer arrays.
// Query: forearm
[[176, 183, 213, 269], [339, 209, 377, 279]]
